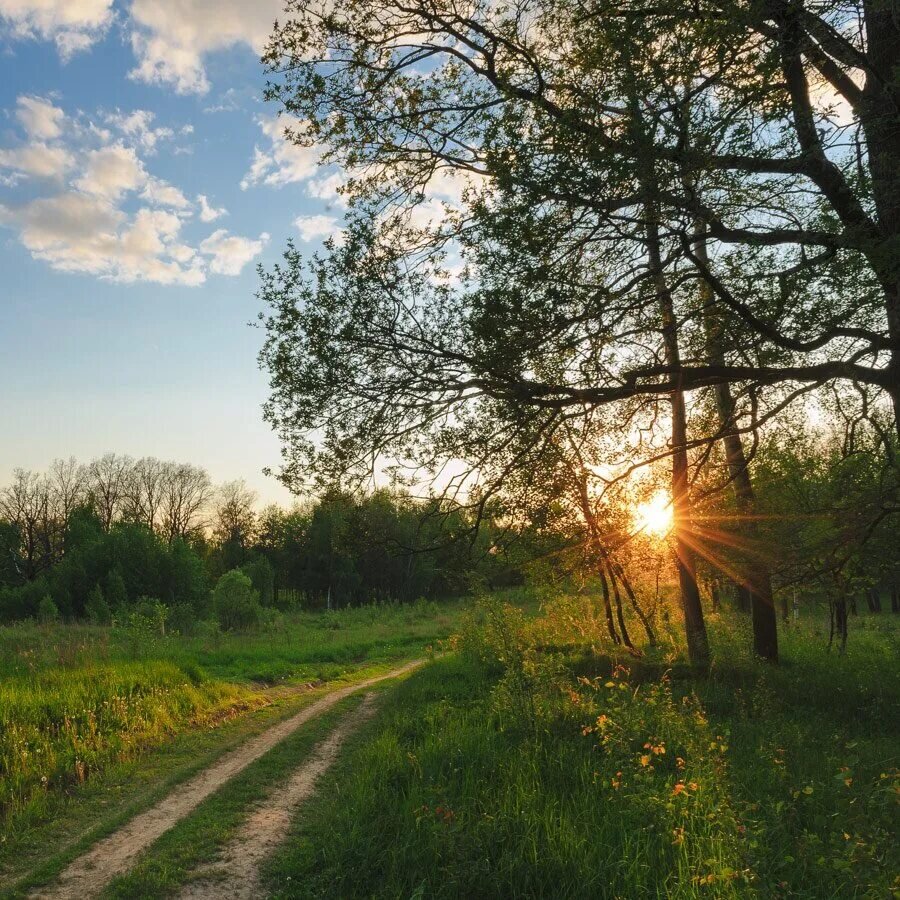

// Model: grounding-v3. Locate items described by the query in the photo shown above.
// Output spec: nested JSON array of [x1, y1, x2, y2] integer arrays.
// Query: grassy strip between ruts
[[0, 658, 420, 899], [261, 609, 899, 900]]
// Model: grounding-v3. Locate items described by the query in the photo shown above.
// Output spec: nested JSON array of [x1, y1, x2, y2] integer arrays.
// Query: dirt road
[[30, 661, 421, 900], [177, 692, 379, 899]]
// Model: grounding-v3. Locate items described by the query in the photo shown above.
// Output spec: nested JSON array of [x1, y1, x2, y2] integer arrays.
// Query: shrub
[[167, 601, 198, 636], [213, 569, 261, 631], [85, 584, 112, 625], [0, 580, 48, 622], [133, 597, 169, 635], [37, 594, 60, 624]]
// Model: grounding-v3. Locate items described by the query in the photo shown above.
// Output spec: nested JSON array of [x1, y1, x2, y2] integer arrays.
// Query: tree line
[[0, 455, 527, 625]]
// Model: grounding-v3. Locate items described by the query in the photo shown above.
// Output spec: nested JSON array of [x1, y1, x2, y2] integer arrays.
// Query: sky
[[0, 0, 348, 506]]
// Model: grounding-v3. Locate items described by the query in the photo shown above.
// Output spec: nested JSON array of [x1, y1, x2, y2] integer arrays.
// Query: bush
[[133, 597, 169, 635], [37, 594, 60, 624], [0, 579, 48, 622], [85, 584, 112, 625], [213, 569, 261, 631], [167, 601, 199, 636]]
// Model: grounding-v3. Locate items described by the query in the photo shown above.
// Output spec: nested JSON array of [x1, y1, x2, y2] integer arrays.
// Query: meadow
[[262, 598, 899, 899], [0, 601, 462, 846]]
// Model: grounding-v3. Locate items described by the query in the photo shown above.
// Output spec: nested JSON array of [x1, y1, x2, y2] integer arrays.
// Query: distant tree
[[0, 521, 22, 588], [104, 568, 128, 613], [0, 469, 50, 581], [160, 463, 212, 544], [241, 555, 276, 607], [87, 454, 133, 531], [47, 457, 86, 558], [213, 569, 261, 631], [37, 593, 59, 625], [212, 480, 258, 572], [85, 583, 112, 625]]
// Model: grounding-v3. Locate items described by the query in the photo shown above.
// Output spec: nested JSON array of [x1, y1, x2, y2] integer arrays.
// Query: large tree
[[260, 0, 899, 663]]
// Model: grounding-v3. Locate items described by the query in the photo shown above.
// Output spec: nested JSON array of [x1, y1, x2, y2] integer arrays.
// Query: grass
[[0, 599, 464, 880], [262, 600, 899, 899]]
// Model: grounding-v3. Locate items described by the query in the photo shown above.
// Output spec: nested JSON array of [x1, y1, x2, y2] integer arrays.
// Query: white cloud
[[200, 228, 268, 275], [0, 0, 114, 59], [106, 109, 175, 152], [203, 88, 242, 114], [241, 116, 321, 190], [294, 214, 341, 243], [141, 176, 191, 209], [16, 95, 66, 140], [128, 0, 282, 94], [0, 142, 73, 178], [74, 143, 147, 199], [306, 171, 348, 207], [197, 193, 226, 222], [0, 192, 205, 285], [0, 93, 257, 287]]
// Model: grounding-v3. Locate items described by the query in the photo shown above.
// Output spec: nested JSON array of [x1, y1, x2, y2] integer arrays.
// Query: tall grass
[[0, 660, 260, 831], [0, 599, 464, 837], [264, 600, 899, 899]]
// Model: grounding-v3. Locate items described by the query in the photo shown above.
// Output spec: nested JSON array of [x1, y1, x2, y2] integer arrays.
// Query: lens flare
[[633, 491, 673, 538]]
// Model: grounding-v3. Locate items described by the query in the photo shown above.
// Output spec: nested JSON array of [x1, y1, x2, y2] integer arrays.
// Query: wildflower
[[640, 754, 651, 768], [611, 771, 623, 790], [672, 826, 685, 846], [672, 783, 687, 796], [675, 756, 685, 770]]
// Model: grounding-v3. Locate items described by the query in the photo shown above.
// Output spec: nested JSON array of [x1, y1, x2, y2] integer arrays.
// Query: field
[[260, 600, 900, 899], [0, 599, 462, 884], [2, 593, 898, 899]]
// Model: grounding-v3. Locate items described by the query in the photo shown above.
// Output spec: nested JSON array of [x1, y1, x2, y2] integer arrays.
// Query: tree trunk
[[866, 588, 882, 613], [597, 564, 621, 645], [695, 229, 779, 661], [612, 558, 657, 645], [647, 214, 710, 669], [835, 595, 849, 654], [891, 587, 899, 613], [606, 559, 635, 651], [861, 1, 900, 438]]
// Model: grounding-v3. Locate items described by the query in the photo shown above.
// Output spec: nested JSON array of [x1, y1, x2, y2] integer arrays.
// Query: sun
[[633, 490, 673, 538]]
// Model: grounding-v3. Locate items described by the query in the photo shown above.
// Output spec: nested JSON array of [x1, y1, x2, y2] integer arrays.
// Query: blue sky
[[0, 0, 346, 505]]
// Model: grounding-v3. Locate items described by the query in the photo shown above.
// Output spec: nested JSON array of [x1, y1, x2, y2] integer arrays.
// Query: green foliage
[[85, 584, 112, 625], [36, 594, 59, 625], [0, 578, 50, 622], [167, 602, 199, 636], [213, 569, 261, 631], [104, 568, 128, 613], [241, 555, 275, 606], [133, 597, 169, 636]]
